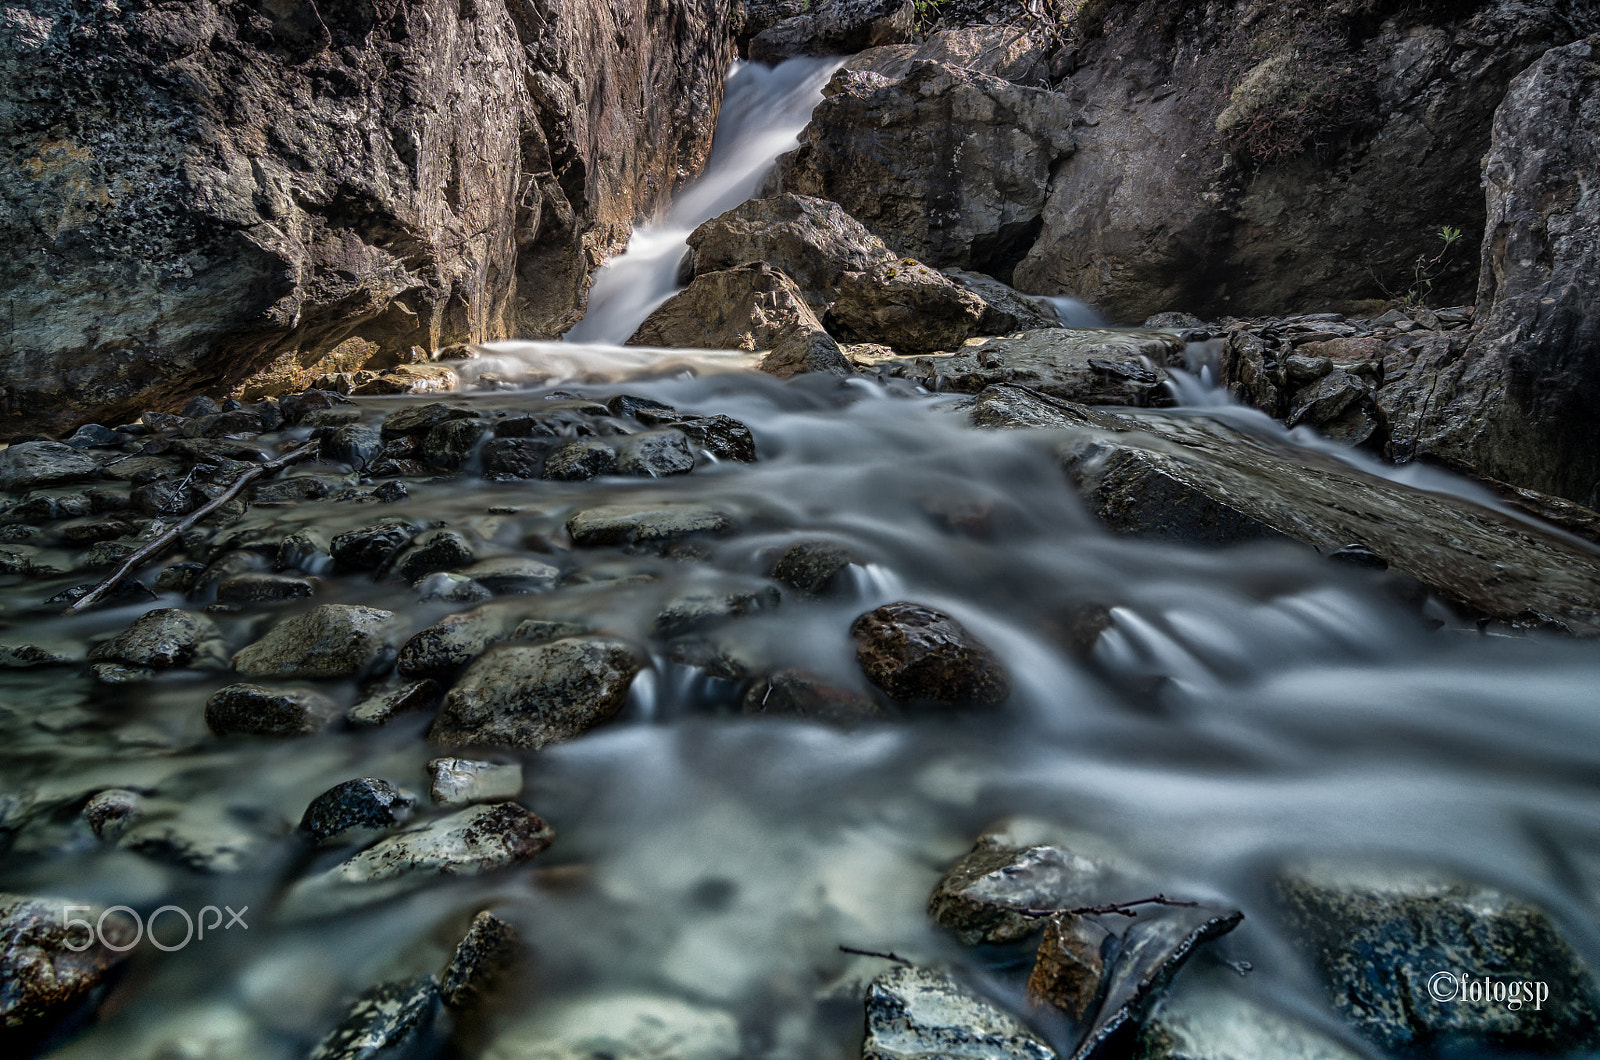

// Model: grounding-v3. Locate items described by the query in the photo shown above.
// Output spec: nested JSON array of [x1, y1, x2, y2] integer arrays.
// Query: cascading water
[[7, 55, 1600, 1060]]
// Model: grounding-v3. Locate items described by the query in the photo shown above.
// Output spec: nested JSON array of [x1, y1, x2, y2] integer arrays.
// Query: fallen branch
[[1013, 894, 1201, 920], [65, 439, 321, 614], [838, 945, 914, 967]]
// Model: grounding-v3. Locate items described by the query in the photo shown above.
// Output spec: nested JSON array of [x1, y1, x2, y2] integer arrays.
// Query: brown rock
[[1027, 914, 1112, 1021], [627, 263, 824, 351], [850, 602, 1009, 708]]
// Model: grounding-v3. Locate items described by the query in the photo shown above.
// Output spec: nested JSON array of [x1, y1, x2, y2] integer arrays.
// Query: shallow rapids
[[4, 371, 1600, 1060]]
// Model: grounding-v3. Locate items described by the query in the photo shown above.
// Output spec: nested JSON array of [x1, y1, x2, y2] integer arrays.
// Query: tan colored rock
[[627, 263, 823, 351]]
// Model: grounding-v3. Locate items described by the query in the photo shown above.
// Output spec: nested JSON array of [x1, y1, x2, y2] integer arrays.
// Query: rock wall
[[1396, 36, 1600, 507], [1008, 0, 1599, 322], [0, 0, 738, 434]]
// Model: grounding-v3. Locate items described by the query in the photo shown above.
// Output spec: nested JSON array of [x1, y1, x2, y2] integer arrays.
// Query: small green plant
[[1406, 225, 1464, 306], [912, 0, 945, 32]]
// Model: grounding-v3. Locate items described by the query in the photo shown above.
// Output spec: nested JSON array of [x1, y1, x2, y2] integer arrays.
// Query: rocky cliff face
[[0, 0, 737, 434], [1011, 0, 1599, 322], [1398, 36, 1600, 507]]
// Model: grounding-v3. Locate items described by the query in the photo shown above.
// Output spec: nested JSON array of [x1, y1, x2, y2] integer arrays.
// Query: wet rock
[[566, 504, 734, 548], [749, 0, 914, 63], [627, 262, 825, 351], [742, 669, 887, 725], [1273, 857, 1600, 1054], [428, 759, 524, 808], [251, 476, 332, 504], [929, 329, 1185, 406], [330, 520, 422, 572], [204, 683, 341, 738], [975, 384, 1600, 632], [441, 911, 521, 1011], [851, 602, 1009, 709], [6, 489, 92, 524], [428, 638, 644, 750], [380, 404, 480, 442], [414, 572, 495, 604], [862, 965, 1056, 1060], [309, 976, 440, 1060], [481, 993, 739, 1060], [87, 608, 225, 670], [183, 397, 221, 418], [1066, 905, 1245, 1060], [1027, 915, 1112, 1021], [0, 442, 101, 491], [454, 557, 560, 595], [114, 799, 278, 873], [319, 424, 382, 468], [184, 409, 264, 439], [929, 819, 1144, 945], [127, 478, 199, 518], [0, 893, 130, 1040], [280, 392, 352, 427], [233, 605, 397, 679], [482, 438, 552, 480], [215, 572, 316, 605], [771, 539, 857, 595], [304, 802, 552, 896], [65, 424, 119, 449], [1134, 975, 1366, 1060], [355, 363, 460, 395], [0, 644, 75, 669], [761, 327, 855, 379], [82, 789, 146, 842], [277, 527, 334, 575], [776, 63, 1075, 278], [397, 605, 516, 679], [299, 778, 415, 844], [615, 430, 696, 477], [543, 439, 619, 481], [347, 680, 444, 729], [421, 418, 486, 470], [395, 530, 478, 582], [672, 416, 758, 462], [655, 585, 780, 637]]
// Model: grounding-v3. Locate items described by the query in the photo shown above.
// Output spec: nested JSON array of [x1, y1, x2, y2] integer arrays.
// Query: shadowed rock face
[[1399, 37, 1600, 508], [0, 0, 738, 434], [1010, 0, 1598, 322]]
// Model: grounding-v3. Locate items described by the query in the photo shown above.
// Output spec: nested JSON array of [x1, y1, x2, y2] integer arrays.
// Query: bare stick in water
[[1013, 894, 1201, 920], [65, 439, 321, 614], [838, 945, 914, 967]]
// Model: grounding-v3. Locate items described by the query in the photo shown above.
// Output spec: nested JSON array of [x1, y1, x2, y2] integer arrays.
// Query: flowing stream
[[4, 57, 1600, 1060]]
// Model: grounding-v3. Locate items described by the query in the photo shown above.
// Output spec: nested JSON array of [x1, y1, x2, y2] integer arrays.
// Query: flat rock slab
[[971, 385, 1600, 633], [922, 329, 1186, 406], [566, 504, 734, 548], [862, 965, 1057, 1060]]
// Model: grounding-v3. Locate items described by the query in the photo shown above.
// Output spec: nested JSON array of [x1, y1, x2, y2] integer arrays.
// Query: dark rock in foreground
[[309, 975, 440, 1060], [1274, 857, 1600, 1054], [0, 894, 130, 1042], [861, 964, 1056, 1060]]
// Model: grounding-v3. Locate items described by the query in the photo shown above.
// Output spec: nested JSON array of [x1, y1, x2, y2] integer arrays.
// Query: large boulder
[[918, 328, 1185, 405], [748, 0, 914, 64], [774, 62, 1076, 281], [1395, 37, 1600, 507], [684, 195, 989, 350], [847, 25, 1054, 85], [0, 0, 740, 434], [626, 263, 823, 350], [1012, 1, 1599, 321]]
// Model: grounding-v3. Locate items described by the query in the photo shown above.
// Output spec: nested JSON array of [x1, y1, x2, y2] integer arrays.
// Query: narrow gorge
[[2, 3, 1599, 1060]]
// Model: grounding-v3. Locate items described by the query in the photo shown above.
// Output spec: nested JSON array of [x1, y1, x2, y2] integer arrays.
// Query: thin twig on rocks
[[838, 945, 914, 967], [64, 439, 321, 615], [1013, 894, 1201, 920]]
